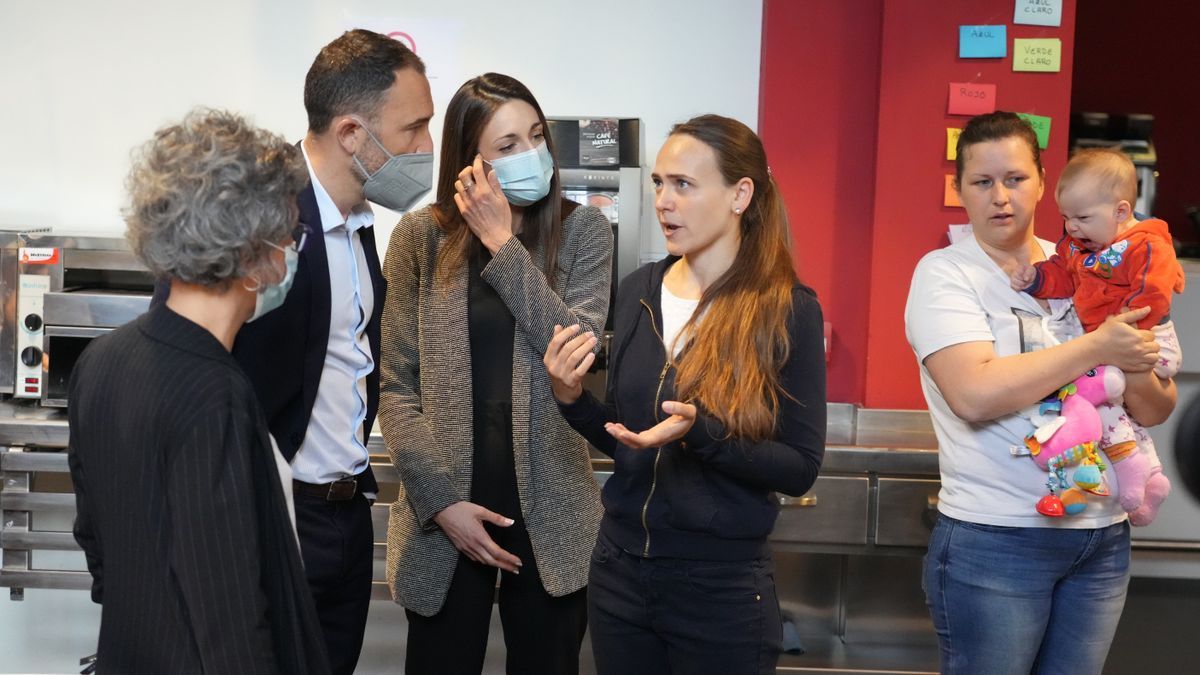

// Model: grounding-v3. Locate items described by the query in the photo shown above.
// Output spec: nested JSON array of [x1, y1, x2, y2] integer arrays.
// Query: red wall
[[1072, 1, 1200, 244], [759, 1, 883, 404], [761, 0, 1077, 409]]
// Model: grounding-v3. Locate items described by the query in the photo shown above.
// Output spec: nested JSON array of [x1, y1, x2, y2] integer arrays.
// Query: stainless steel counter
[[4, 398, 1198, 674], [0, 400, 71, 448], [0, 400, 943, 471]]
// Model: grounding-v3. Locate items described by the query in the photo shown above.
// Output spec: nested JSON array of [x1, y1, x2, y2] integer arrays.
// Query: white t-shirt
[[662, 283, 701, 358], [905, 235, 1127, 528]]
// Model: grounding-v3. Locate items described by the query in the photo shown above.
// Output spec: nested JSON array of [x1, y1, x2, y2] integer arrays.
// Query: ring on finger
[[463, 180, 475, 191]]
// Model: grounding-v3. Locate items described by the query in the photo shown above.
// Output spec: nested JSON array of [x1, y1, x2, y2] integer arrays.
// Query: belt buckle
[[326, 476, 357, 501]]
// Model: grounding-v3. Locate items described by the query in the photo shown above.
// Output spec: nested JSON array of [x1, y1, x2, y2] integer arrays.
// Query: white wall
[[0, 1, 762, 671], [0, 0, 762, 254]]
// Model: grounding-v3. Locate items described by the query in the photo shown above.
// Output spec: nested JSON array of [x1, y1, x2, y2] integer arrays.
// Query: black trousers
[[293, 492, 374, 675], [405, 521, 588, 675], [587, 532, 782, 675]]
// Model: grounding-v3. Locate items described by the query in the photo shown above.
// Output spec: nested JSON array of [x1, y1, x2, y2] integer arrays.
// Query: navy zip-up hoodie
[[559, 256, 826, 561]]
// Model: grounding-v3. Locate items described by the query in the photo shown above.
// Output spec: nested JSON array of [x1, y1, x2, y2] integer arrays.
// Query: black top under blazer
[[67, 304, 329, 674], [150, 181, 386, 493]]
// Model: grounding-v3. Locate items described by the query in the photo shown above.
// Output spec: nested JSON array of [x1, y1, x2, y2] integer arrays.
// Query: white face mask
[[351, 119, 433, 212], [487, 143, 554, 206]]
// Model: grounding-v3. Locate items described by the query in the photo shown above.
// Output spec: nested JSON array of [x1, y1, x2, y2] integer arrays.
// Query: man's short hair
[[304, 29, 426, 133]]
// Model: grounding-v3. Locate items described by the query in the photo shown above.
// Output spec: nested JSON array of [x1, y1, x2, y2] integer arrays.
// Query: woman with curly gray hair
[[66, 108, 331, 675]]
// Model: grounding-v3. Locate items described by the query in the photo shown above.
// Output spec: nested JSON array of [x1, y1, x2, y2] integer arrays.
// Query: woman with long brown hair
[[544, 114, 827, 674], [378, 72, 611, 674]]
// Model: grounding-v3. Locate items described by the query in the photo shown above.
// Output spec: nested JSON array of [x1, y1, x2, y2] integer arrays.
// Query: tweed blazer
[[379, 203, 611, 616]]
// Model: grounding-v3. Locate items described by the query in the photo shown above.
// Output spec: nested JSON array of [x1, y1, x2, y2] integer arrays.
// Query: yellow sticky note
[[1013, 38, 1061, 72], [946, 128, 962, 160], [944, 175, 962, 207]]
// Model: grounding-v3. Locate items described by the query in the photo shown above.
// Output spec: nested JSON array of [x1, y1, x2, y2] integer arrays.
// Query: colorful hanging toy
[[1023, 368, 1121, 517]]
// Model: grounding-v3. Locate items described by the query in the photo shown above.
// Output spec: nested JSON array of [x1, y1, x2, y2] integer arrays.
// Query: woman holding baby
[[903, 111, 1177, 674]]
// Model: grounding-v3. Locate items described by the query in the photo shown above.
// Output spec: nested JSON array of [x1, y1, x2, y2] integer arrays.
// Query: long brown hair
[[432, 73, 564, 283], [670, 115, 798, 442]]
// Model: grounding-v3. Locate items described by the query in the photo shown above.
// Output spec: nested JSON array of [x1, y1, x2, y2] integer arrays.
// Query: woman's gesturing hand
[[544, 324, 597, 404], [605, 401, 698, 449], [433, 501, 522, 573], [454, 154, 513, 254]]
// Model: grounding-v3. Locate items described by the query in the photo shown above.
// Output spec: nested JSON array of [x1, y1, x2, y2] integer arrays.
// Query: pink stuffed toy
[[1024, 365, 1169, 523]]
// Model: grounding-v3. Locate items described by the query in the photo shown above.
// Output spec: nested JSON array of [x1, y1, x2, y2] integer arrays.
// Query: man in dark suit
[[247, 30, 434, 674], [155, 30, 434, 674]]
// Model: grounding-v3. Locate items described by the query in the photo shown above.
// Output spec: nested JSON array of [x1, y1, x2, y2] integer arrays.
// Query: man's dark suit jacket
[[151, 181, 386, 493], [67, 304, 330, 674]]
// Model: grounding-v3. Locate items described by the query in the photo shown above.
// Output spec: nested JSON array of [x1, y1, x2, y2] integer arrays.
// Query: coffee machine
[[547, 119, 644, 294]]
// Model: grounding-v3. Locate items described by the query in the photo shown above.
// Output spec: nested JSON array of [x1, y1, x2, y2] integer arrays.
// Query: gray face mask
[[351, 119, 433, 212]]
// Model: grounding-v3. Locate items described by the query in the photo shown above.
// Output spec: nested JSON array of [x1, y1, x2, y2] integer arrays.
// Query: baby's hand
[[1008, 263, 1037, 292]]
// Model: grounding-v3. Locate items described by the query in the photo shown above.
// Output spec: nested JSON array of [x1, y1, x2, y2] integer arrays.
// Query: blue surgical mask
[[247, 245, 298, 323], [488, 143, 554, 206]]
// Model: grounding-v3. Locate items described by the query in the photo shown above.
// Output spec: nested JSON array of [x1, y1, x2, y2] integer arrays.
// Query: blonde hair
[[1056, 148, 1138, 205]]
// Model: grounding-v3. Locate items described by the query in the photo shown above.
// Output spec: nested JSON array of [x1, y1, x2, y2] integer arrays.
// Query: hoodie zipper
[[638, 298, 670, 557]]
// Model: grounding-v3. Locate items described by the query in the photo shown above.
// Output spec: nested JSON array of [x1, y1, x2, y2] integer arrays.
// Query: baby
[[1011, 148, 1184, 525]]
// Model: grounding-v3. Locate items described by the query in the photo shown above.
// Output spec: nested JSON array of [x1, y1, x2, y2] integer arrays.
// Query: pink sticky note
[[948, 82, 997, 116]]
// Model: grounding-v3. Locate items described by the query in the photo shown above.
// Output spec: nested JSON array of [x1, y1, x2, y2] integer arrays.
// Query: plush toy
[[1024, 367, 1117, 517], [1025, 365, 1171, 522]]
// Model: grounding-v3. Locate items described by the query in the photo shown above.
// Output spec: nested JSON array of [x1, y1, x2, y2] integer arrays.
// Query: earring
[[734, 207, 742, 215]]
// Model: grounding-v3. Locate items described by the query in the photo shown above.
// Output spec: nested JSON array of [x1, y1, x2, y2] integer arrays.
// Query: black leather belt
[[293, 474, 361, 501]]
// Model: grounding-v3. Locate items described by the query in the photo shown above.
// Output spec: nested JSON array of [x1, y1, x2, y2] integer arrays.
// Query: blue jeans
[[923, 515, 1131, 674], [588, 533, 782, 675]]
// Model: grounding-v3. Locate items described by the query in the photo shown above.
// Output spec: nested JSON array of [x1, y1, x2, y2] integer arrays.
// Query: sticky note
[[959, 25, 1006, 58], [948, 82, 997, 115], [1014, 0, 1063, 27], [1013, 38, 1062, 72], [944, 175, 963, 208], [946, 128, 962, 160], [1016, 113, 1051, 149], [948, 224, 973, 244]]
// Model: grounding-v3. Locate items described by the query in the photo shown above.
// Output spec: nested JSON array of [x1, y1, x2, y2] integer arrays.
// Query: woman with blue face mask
[[66, 108, 329, 674], [378, 73, 613, 673]]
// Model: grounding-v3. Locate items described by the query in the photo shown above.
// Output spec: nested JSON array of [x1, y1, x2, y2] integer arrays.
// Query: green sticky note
[[1017, 113, 1051, 149], [1013, 38, 1061, 72]]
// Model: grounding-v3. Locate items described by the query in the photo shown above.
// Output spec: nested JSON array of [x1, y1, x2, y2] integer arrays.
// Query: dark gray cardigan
[[378, 204, 611, 616]]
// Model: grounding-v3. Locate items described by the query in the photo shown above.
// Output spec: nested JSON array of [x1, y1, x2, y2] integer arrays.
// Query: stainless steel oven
[[42, 289, 151, 407], [0, 231, 153, 406], [41, 326, 109, 407]]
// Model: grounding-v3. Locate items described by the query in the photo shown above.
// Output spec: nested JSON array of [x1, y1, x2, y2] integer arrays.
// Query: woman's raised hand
[[1091, 306, 1159, 373], [544, 324, 597, 405], [454, 154, 512, 254]]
